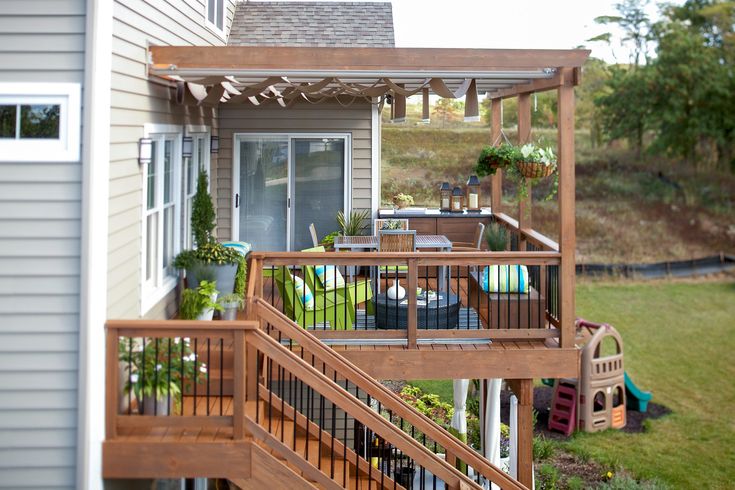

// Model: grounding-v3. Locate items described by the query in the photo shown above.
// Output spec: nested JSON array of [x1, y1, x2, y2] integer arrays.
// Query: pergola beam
[[149, 46, 590, 73], [486, 67, 581, 100]]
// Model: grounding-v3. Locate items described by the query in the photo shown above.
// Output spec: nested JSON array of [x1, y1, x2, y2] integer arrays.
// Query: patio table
[[333, 234, 452, 289]]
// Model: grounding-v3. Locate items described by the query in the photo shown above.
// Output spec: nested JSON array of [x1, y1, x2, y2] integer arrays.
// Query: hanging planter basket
[[517, 161, 556, 179]]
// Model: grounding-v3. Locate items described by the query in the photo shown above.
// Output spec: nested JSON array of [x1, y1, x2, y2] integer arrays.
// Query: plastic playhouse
[[547, 319, 652, 435]]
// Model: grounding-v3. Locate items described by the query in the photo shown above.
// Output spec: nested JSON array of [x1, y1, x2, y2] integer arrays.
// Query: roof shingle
[[228, 1, 395, 47]]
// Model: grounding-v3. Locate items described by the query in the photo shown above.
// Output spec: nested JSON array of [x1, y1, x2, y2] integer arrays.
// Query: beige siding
[[108, 0, 236, 320], [217, 101, 375, 240], [0, 0, 85, 487]]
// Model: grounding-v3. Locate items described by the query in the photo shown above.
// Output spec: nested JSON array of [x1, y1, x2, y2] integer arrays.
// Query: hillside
[[381, 126, 735, 263]]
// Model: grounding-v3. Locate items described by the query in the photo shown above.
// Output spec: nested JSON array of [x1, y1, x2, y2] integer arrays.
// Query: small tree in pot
[[174, 169, 243, 294]]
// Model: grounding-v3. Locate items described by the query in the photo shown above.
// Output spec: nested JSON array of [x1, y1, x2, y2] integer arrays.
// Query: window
[[141, 129, 181, 314], [0, 83, 80, 161], [206, 0, 225, 32], [184, 133, 210, 249]]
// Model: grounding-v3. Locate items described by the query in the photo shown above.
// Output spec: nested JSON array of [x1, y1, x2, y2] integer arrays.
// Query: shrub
[[533, 435, 555, 460], [536, 463, 561, 490]]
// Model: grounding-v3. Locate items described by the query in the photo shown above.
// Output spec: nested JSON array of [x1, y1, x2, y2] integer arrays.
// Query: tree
[[191, 168, 216, 246], [592, 0, 654, 66], [432, 98, 463, 127]]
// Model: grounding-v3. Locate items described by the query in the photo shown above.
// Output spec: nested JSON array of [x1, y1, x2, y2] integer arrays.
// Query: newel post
[[490, 98, 503, 213], [517, 93, 532, 250], [557, 75, 576, 349], [105, 324, 118, 439]]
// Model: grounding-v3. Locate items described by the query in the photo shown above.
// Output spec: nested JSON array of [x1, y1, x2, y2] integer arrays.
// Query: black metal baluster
[[219, 337, 224, 415], [153, 338, 159, 416], [127, 337, 132, 415], [255, 348, 260, 423], [193, 338, 197, 415], [180, 337, 185, 416], [206, 339, 211, 415], [140, 337, 146, 414], [167, 338, 172, 415]]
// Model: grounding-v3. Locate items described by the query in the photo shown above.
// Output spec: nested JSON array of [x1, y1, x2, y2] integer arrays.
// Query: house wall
[[217, 100, 375, 241], [0, 1, 85, 488], [108, 0, 236, 320]]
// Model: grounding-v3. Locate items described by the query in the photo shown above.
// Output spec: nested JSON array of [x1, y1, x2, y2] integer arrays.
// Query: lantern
[[451, 186, 464, 212], [466, 175, 481, 211], [440, 182, 452, 211]]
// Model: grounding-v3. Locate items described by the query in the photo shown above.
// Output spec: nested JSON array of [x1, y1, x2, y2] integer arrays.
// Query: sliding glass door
[[233, 134, 349, 251]]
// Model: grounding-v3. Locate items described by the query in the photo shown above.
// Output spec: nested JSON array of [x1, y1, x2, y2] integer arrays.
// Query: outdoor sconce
[[210, 135, 219, 154], [182, 136, 193, 158], [451, 186, 464, 213], [440, 182, 452, 211], [138, 137, 152, 165], [466, 175, 481, 211]]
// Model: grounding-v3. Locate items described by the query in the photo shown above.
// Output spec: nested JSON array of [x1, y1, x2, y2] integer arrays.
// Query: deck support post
[[490, 98, 503, 213], [557, 73, 576, 349], [407, 258, 418, 349], [508, 379, 533, 488], [517, 93, 532, 251]]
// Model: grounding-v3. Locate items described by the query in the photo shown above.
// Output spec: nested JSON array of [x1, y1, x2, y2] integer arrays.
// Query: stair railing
[[251, 297, 526, 490]]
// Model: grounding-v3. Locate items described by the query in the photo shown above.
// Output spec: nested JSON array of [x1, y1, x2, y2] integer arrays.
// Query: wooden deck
[[247, 275, 578, 380]]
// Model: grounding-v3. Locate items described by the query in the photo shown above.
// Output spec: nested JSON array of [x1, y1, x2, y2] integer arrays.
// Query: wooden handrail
[[249, 250, 560, 266], [254, 298, 527, 490], [493, 212, 559, 252], [105, 319, 255, 441], [246, 326, 486, 490]]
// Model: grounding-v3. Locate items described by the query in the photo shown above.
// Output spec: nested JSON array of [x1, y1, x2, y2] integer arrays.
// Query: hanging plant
[[474, 143, 520, 177], [506, 143, 559, 202]]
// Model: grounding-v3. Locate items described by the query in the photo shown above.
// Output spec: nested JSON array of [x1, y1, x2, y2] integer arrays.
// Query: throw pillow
[[480, 265, 529, 293], [291, 273, 315, 310]]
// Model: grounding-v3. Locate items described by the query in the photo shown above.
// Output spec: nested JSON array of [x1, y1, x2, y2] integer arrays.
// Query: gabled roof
[[228, 1, 395, 48]]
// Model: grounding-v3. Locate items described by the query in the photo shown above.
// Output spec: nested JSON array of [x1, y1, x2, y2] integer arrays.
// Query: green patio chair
[[272, 266, 353, 330], [301, 246, 375, 322]]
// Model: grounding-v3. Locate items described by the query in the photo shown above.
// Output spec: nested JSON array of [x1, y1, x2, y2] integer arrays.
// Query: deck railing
[[246, 248, 567, 347], [104, 317, 525, 488]]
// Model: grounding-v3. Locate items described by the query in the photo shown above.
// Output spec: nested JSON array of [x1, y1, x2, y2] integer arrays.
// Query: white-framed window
[[0, 82, 80, 162], [141, 126, 182, 315], [184, 129, 211, 250], [205, 0, 226, 34]]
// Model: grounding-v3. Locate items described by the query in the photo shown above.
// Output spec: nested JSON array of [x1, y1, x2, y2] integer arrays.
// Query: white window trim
[[0, 82, 81, 162], [140, 124, 182, 315], [204, 0, 227, 39], [183, 125, 211, 250]]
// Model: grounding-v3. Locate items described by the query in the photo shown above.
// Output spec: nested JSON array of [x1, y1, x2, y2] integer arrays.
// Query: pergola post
[[517, 93, 532, 250], [557, 75, 576, 349], [490, 98, 502, 212]]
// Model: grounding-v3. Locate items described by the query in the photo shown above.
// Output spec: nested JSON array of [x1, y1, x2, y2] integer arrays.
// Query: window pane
[[20, 104, 60, 139], [291, 138, 345, 250], [0, 105, 16, 138], [147, 141, 157, 210], [186, 152, 195, 195], [208, 0, 215, 22], [163, 206, 174, 275], [146, 213, 158, 282], [216, 0, 224, 29], [163, 139, 173, 204]]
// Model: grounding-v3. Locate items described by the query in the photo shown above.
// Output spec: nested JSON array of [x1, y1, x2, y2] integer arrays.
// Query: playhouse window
[[593, 391, 606, 413]]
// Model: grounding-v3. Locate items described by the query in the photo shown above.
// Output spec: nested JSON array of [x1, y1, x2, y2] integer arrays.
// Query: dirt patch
[[504, 385, 672, 439]]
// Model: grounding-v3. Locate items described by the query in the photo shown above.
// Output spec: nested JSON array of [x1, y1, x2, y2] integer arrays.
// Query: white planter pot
[[142, 394, 172, 416], [221, 302, 239, 321], [387, 279, 406, 300], [196, 292, 218, 321]]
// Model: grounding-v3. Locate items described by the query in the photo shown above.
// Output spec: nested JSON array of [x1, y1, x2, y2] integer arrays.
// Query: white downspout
[[77, 0, 112, 487]]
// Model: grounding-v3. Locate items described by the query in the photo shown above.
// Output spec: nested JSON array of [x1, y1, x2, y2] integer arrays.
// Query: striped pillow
[[480, 265, 530, 293], [314, 265, 346, 291], [291, 274, 315, 310]]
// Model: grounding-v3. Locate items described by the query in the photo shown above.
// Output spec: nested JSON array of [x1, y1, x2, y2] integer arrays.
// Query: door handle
[[235, 193, 240, 208]]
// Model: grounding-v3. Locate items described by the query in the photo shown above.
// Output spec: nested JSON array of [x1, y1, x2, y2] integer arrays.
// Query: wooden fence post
[[105, 325, 118, 439], [407, 258, 418, 349]]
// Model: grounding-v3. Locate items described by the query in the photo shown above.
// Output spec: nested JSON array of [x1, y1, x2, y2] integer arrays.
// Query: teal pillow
[[291, 274, 314, 310]]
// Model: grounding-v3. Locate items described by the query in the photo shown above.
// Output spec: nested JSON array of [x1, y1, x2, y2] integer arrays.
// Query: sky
[[249, 0, 684, 64]]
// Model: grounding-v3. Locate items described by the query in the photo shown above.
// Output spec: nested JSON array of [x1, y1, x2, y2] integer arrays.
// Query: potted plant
[[484, 222, 509, 252], [505, 143, 559, 202], [173, 169, 243, 294], [336, 209, 370, 275], [475, 143, 520, 177], [381, 219, 405, 230], [218, 293, 243, 321], [180, 280, 222, 321], [319, 231, 340, 251], [118, 337, 205, 416], [392, 193, 414, 209]]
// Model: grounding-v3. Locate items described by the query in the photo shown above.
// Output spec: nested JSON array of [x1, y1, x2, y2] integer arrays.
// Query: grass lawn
[[411, 279, 735, 488]]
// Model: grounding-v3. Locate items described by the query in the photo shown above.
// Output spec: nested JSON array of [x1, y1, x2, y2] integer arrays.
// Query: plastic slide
[[624, 371, 652, 413]]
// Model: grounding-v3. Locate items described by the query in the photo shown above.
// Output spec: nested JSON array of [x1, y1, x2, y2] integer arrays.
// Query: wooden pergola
[[144, 46, 589, 489]]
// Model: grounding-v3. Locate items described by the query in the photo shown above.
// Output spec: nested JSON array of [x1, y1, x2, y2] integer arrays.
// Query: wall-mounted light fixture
[[210, 135, 219, 154], [138, 137, 152, 165], [182, 136, 193, 158]]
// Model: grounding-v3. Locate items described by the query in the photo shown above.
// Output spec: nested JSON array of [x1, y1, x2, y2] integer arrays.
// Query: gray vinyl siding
[[108, 0, 236, 320], [217, 101, 375, 240], [0, 0, 84, 488]]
